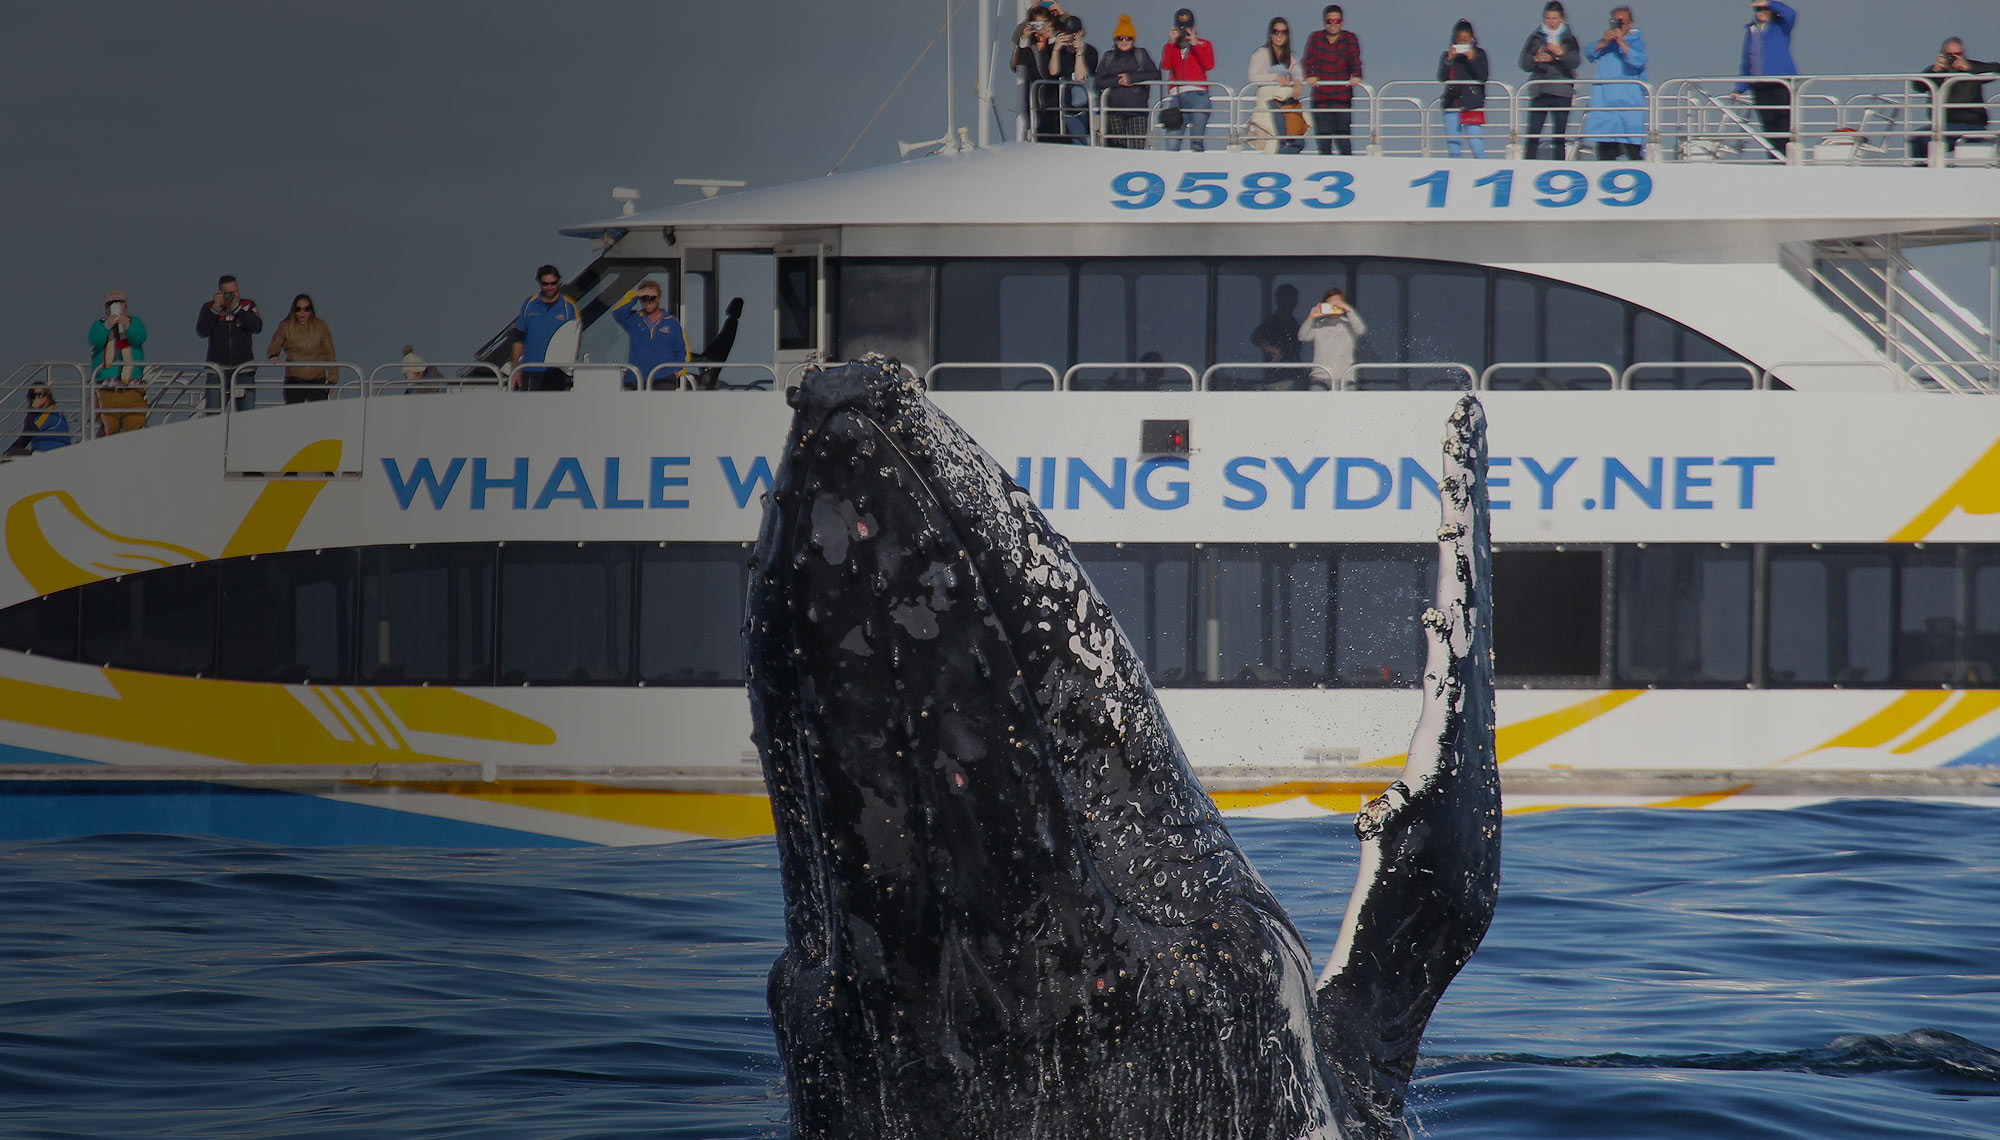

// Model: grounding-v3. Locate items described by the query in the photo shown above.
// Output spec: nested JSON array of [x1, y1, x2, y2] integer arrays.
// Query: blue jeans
[[1164, 88, 1211, 152], [1445, 111, 1485, 158]]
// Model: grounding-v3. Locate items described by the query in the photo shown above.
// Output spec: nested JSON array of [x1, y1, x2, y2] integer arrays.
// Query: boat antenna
[[832, 0, 973, 174]]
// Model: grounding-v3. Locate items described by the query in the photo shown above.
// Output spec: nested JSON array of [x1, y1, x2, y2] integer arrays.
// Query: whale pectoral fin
[[1316, 396, 1502, 1138]]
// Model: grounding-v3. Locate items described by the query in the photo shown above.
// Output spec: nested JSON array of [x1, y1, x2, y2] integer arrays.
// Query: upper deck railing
[[1025, 72, 2000, 167]]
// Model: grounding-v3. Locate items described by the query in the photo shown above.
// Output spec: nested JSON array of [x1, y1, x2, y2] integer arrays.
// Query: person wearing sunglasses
[[265, 294, 337, 404], [1303, 4, 1363, 156], [612, 281, 688, 390], [511, 264, 579, 391], [1095, 15, 1160, 149], [1248, 17, 1306, 155], [6, 386, 72, 456], [195, 274, 261, 411]]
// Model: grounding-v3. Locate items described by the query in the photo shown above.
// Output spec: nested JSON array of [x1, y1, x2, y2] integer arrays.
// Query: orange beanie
[[1113, 13, 1136, 38]]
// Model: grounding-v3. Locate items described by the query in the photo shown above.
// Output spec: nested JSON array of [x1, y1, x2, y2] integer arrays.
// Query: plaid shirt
[[1303, 29, 1363, 106]]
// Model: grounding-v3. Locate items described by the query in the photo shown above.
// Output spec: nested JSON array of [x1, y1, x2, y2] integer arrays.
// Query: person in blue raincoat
[[1583, 7, 1647, 160], [1735, 0, 1799, 157]]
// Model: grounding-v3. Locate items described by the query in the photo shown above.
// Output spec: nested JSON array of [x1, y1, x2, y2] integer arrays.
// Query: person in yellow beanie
[[1095, 14, 1160, 147]]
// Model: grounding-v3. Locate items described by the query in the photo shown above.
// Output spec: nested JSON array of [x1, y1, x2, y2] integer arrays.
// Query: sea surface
[[2, 800, 1998, 1139]]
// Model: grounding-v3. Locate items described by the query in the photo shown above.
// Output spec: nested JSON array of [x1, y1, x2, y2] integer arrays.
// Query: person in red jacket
[[1161, 7, 1216, 151], [1303, 4, 1363, 155]]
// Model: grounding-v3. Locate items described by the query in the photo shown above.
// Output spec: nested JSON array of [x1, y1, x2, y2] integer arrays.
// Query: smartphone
[[108, 302, 125, 318]]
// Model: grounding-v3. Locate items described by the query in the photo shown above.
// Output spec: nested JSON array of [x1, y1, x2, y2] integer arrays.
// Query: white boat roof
[[562, 143, 2000, 237]]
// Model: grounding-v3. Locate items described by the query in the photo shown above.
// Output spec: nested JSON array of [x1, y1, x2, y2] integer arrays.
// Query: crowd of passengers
[[18, 264, 706, 452], [1016, 1, 1999, 160]]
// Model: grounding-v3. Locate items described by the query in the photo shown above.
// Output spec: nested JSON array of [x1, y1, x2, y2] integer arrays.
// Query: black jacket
[[1439, 46, 1490, 111], [196, 301, 264, 368], [1518, 28, 1582, 99], [1096, 46, 1160, 110], [1918, 59, 2000, 127]]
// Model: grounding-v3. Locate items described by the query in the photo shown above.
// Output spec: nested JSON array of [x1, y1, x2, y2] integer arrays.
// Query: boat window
[[1615, 545, 1752, 685], [1766, 547, 1893, 685], [833, 261, 935, 375], [1495, 549, 1604, 680], [1075, 261, 1207, 389], [1080, 551, 1147, 656], [777, 256, 818, 352], [1897, 548, 1969, 686], [1198, 549, 1269, 681], [639, 546, 748, 684], [1543, 284, 1626, 385], [0, 590, 77, 660], [1152, 553, 1194, 683], [360, 545, 495, 685], [1211, 260, 1345, 391], [1331, 547, 1432, 685], [499, 544, 633, 685], [1406, 265, 1490, 374], [218, 550, 355, 684], [1970, 554, 2000, 686], [936, 261, 1071, 389], [1353, 263, 1406, 376], [79, 562, 216, 675], [1492, 275, 1541, 363], [1278, 554, 1334, 683]]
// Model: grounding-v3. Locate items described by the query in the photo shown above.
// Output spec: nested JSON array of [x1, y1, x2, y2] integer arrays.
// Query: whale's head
[[746, 358, 1498, 1140]]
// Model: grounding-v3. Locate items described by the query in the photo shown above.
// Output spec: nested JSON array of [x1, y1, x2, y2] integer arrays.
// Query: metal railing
[[1621, 361, 1764, 391], [1349, 362, 1478, 392], [1061, 360, 1200, 392], [364, 361, 507, 395], [1006, 72, 1999, 164], [1480, 361, 1621, 391], [1199, 362, 1336, 391], [1904, 361, 2000, 394], [925, 362, 1061, 391]]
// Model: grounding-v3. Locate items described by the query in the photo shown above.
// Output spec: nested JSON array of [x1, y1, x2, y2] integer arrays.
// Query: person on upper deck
[[1913, 38, 2000, 162], [89, 290, 148, 436], [1247, 17, 1306, 155], [1161, 8, 1217, 152], [1013, 5, 1056, 138], [6, 387, 72, 456], [1735, 0, 1799, 158], [612, 280, 687, 390], [1039, 15, 1098, 143], [265, 294, 337, 403], [1583, 7, 1647, 161], [1096, 16, 1160, 150], [195, 274, 260, 410], [511, 264, 580, 391], [1303, 5, 1363, 156], [1439, 20, 1491, 159], [1519, 2, 1582, 160], [1298, 286, 1367, 391]]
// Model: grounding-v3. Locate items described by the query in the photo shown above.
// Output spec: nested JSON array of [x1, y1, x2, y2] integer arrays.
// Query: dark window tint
[[500, 545, 633, 684], [80, 562, 216, 675], [1495, 549, 1603, 678], [936, 261, 1072, 388], [1969, 553, 2000, 686], [1334, 547, 1432, 685], [218, 551, 355, 683], [1767, 548, 1892, 685], [777, 256, 818, 352], [639, 547, 748, 683], [1405, 263, 1488, 374], [1616, 545, 1752, 685], [834, 262, 935, 375], [361, 545, 495, 684], [1152, 552, 1194, 683], [1075, 261, 1206, 388], [1212, 259, 1344, 390], [0, 590, 77, 659], [1081, 551, 1147, 656]]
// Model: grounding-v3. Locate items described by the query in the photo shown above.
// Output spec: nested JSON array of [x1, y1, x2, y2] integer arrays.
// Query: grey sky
[[2, 1, 1992, 373]]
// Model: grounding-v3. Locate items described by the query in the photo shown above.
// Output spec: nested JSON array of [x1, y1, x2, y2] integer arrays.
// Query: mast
[[975, 0, 993, 147]]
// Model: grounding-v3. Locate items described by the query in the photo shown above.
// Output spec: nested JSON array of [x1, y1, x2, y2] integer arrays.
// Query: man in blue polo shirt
[[612, 280, 687, 389], [510, 264, 579, 390]]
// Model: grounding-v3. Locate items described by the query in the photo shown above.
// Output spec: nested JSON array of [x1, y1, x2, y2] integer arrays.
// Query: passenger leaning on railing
[[1438, 20, 1491, 159], [5, 387, 71, 456], [1037, 16, 1097, 144], [1013, 5, 1057, 136], [1519, 2, 1582, 160], [265, 294, 337, 404], [1735, 0, 1798, 158], [1247, 17, 1306, 155], [1303, 4, 1362, 156], [1583, 6, 1648, 161], [89, 290, 148, 436], [1914, 38, 1999, 163], [1160, 8, 1216, 152], [1096, 16, 1159, 150]]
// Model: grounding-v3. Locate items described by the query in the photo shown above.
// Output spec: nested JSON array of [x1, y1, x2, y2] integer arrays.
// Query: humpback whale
[[745, 359, 1499, 1140]]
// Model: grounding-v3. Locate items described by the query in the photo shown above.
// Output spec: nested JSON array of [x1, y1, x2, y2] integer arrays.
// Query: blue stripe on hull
[[0, 782, 595, 848]]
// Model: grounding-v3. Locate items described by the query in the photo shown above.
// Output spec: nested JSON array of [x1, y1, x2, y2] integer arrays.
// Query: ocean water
[[2, 801, 1997, 1139]]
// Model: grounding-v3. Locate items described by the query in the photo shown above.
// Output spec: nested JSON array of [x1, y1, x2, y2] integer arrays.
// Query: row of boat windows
[[834, 257, 1755, 390], [0, 543, 1994, 689]]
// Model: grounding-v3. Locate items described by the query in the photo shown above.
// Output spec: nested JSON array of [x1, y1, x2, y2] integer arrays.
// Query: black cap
[[1062, 15, 1082, 32], [1175, 8, 1195, 26]]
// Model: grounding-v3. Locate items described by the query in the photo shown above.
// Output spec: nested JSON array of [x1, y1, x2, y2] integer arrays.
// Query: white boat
[[3, 67, 1998, 845]]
